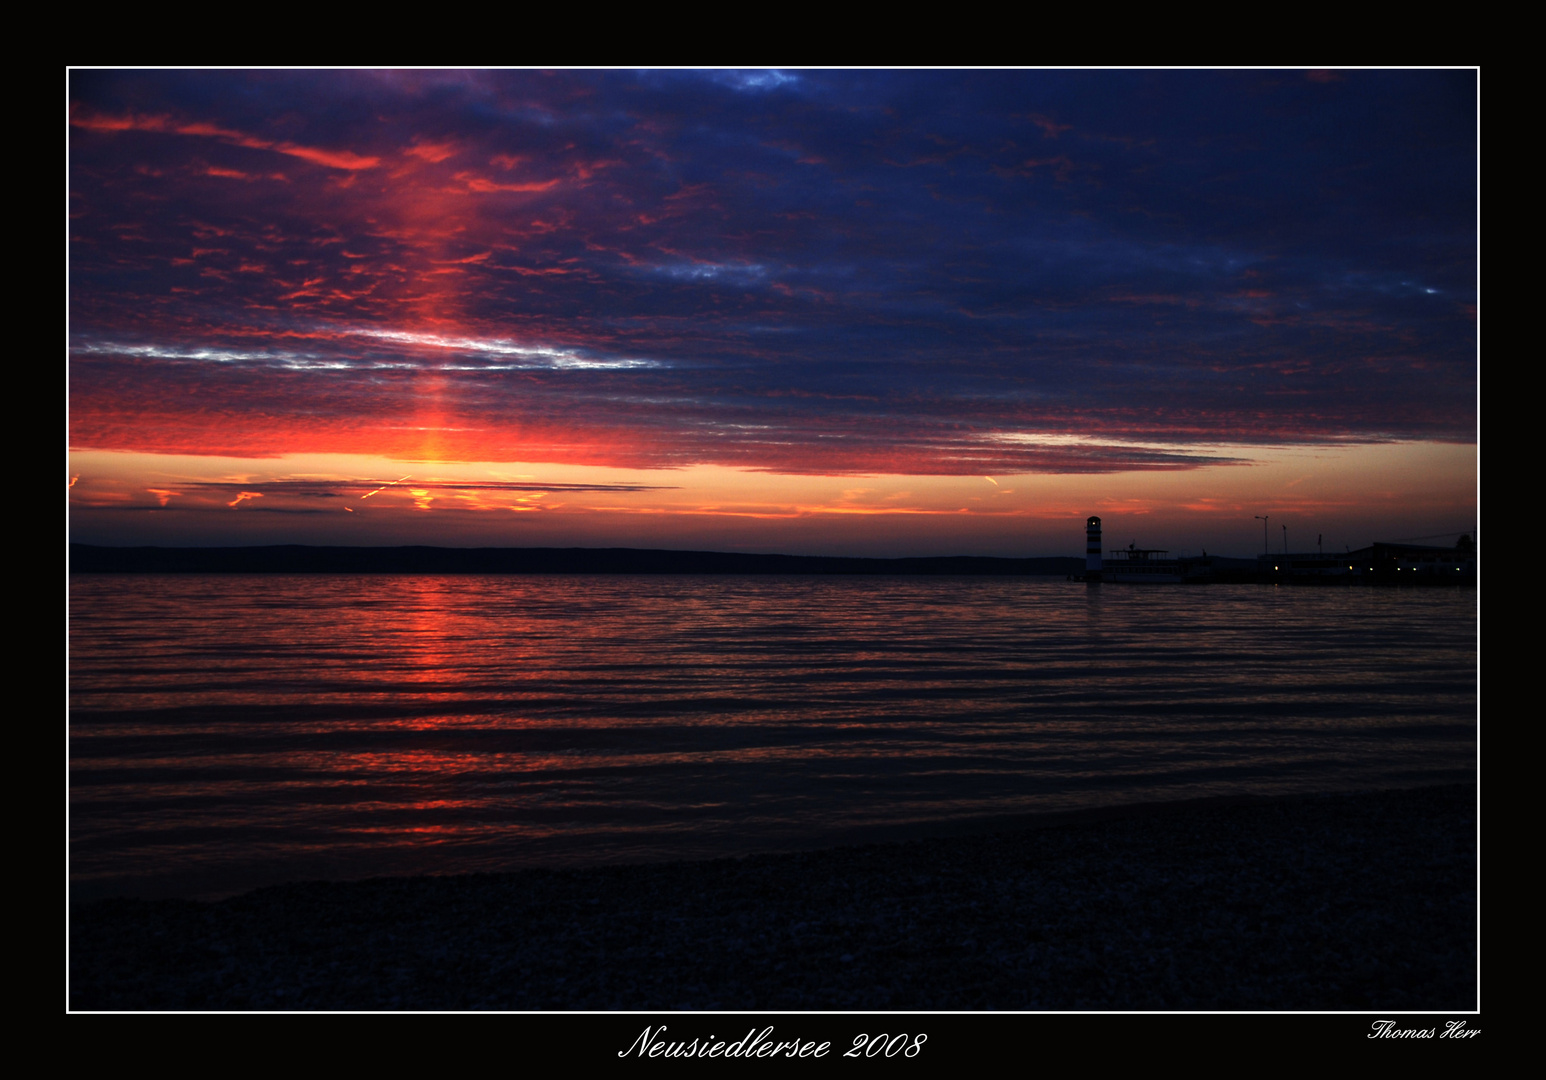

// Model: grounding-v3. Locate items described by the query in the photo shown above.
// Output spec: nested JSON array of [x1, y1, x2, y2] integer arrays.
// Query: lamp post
[[1255, 515, 1269, 555]]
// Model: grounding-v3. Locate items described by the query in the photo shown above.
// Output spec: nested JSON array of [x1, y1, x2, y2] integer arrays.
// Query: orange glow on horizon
[[67, 441, 1477, 559]]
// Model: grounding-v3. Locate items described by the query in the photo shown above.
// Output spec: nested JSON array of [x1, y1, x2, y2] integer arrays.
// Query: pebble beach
[[69, 783, 1476, 1011]]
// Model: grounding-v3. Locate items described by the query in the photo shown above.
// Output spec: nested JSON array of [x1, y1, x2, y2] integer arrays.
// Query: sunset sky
[[68, 69, 1477, 557]]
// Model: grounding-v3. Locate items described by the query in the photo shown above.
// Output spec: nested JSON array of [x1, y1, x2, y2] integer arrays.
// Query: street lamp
[[1255, 515, 1269, 555]]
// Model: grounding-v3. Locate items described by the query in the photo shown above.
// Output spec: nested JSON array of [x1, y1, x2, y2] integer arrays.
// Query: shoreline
[[68, 543, 1082, 576], [70, 783, 1476, 1011]]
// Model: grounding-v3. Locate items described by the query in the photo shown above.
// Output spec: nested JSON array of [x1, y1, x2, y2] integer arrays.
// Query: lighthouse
[[1086, 516, 1103, 582]]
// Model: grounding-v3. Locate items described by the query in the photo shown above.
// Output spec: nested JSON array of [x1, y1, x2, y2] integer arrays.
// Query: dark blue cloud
[[69, 69, 1477, 471]]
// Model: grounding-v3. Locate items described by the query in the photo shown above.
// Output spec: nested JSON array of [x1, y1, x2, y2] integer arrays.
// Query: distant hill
[[69, 544, 1084, 577]]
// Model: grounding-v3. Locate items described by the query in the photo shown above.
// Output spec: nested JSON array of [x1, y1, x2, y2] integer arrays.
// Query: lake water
[[68, 575, 1477, 899]]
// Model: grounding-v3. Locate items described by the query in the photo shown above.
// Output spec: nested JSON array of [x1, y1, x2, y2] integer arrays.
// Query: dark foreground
[[70, 785, 1475, 1011]]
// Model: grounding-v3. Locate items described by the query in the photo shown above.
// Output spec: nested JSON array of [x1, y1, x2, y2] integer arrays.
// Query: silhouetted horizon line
[[68, 543, 1086, 576]]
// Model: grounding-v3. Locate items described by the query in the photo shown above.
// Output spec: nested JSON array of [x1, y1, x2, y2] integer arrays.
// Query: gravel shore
[[70, 784, 1476, 1011]]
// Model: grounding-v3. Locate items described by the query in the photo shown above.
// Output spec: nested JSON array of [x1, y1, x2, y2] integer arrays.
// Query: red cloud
[[71, 107, 379, 171], [405, 138, 459, 163]]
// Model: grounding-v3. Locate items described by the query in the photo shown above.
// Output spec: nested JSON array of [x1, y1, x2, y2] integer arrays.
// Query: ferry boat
[[1102, 545, 1186, 583]]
